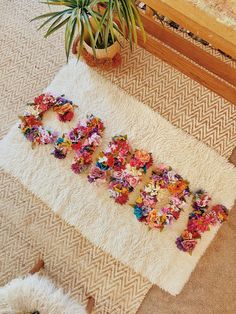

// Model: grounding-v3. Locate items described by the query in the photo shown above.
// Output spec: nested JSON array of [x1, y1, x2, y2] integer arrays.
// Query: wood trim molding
[[143, 0, 236, 59], [139, 11, 236, 87], [98, 2, 236, 104], [137, 31, 236, 105]]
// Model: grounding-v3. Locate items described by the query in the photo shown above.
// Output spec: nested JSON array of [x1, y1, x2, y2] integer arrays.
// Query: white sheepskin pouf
[[0, 274, 86, 314]]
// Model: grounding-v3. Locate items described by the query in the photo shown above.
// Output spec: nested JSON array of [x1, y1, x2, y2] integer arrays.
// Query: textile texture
[[1, 60, 235, 295], [0, 0, 236, 313]]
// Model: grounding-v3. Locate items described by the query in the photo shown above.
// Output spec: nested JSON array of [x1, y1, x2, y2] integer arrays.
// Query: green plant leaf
[[31, 11, 60, 22], [94, 9, 107, 44], [40, 1, 76, 8], [44, 13, 64, 33], [44, 16, 70, 37], [33, 0, 146, 60], [82, 12, 96, 56], [108, 0, 115, 44], [114, 0, 126, 38], [77, 18, 85, 59], [36, 9, 72, 31], [75, 7, 82, 37], [131, 1, 146, 42], [125, 0, 137, 44], [65, 8, 77, 60], [119, 0, 132, 49]]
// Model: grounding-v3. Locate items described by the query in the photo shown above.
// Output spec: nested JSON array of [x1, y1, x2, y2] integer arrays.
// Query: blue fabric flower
[[56, 137, 64, 144], [96, 162, 109, 171], [134, 205, 143, 219]]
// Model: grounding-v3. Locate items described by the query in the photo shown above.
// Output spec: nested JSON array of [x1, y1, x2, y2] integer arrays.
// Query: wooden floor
[[229, 147, 236, 165]]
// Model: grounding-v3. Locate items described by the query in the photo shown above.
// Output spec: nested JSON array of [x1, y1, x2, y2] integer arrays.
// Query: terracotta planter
[[83, 39, 120, 60], [72, 36, 121, 69], [72, 17, 121, 60], [71, 18, 122, 68], [72, 34, 122, 69]]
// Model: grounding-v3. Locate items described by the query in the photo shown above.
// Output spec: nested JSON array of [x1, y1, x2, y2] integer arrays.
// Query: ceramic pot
[[82, 39, 120, 59], [72, 18, 121, 60]]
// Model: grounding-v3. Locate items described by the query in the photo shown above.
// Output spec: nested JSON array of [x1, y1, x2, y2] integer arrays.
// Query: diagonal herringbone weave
[[0, 169, 151, 314], [0, 0, 236, 313], [100, 49, 236, 159]]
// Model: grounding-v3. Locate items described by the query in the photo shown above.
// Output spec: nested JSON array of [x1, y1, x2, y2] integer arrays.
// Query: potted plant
[[32, 0, 145, 66]]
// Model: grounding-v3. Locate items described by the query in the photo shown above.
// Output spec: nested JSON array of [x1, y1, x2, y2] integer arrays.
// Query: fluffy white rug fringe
[[0, 274, 86, 314], [0, 59, 235, 295]]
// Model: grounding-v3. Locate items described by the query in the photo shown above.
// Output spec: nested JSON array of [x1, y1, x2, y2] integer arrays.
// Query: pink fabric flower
[[125, 175, 140, 188], [88, 166, 106, 183]]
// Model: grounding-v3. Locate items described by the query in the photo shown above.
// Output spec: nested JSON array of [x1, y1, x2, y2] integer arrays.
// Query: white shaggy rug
[[0, 59, 235, 295], [0, 274, 86, 314]]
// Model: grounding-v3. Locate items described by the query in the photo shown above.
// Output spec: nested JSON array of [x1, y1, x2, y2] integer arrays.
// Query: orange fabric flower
[[134, 150, 151, 163], [23, 115, 42, 127], [147, 209, 162, 229], [168, 180, 188, 196], [53, 103, 74, 115]]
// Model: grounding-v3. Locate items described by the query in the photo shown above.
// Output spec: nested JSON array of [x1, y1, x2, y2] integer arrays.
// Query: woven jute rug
[[0, 0, 235, 313], [0, 170, 151, 313], [2, 59, 235, 295]]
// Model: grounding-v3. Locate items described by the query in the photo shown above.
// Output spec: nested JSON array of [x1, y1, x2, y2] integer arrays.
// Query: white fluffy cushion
[[0, 274, 86, 314]]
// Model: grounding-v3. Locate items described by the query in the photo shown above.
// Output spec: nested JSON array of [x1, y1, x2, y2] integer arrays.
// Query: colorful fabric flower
[[70, 115, 105, 174], [133, 165, 190, 229], [134, 205, 144, 219], [176, 190, 229, 254], [87, 166, 107, 183], [33, 93, 56, 114], [108, 181, 129, 204], [52, 115, 105, 173], [52, 135, 72, 159], [19, 114, 58, 147], [176, 235, 198, 253], [192, 189, 211, 210], [19, 93, 77, 147], [109, 149, 153, 204], [87, 135, 132, 183], [53, 96, 76, 122], [209, 204, 228, 224]]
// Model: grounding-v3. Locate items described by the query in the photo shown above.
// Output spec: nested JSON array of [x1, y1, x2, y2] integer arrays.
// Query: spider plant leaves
[[44, 16, 70, 38], [103, 8, 111, 50], [82, 12, 96, 56], [94, 9, 107, 43], [130, 1, 146, 42], [111, 0, 146, 48], [119, 0, 133, 49], [77, 20, 84, 59], [31, 11, 62, 22], [106, 0, 115, 47], [32, 0, 146, 60], [86, 7, 100, 28], [65, 8, 77, 61], [125, 0, 138, 45], [113, 0, 126, 38], [96, 1, 116, 50], [40, 1, 77, 7], [33, 9, 72, 31]]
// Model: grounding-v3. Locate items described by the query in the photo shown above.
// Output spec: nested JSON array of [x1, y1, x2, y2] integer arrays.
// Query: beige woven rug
[[0, 0, 235, 313], [0, 170, 151, 313]]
